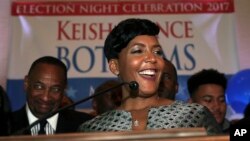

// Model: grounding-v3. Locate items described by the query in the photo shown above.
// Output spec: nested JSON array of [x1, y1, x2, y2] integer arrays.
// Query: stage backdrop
[[8, 0, 239, 119]]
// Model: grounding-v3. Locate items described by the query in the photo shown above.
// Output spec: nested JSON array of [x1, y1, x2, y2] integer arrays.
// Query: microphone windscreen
[[129, 81, 139, 90]]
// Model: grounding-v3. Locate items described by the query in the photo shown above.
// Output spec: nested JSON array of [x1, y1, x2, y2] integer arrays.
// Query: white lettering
[[234, 129, 247, 136], [80, 4, 119, 14]]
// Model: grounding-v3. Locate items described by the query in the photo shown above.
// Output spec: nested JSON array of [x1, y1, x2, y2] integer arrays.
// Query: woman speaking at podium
[[79, 18, 222, 135]]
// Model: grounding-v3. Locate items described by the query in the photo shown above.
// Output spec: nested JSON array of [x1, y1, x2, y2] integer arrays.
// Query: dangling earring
[[115, 71, 120, 76]]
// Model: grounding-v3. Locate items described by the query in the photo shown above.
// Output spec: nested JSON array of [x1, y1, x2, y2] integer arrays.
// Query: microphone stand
[[13, 81, 127, 135]]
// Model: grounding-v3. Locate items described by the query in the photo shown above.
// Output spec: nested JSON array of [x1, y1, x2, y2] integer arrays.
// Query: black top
[[0, 86, 11, 136]]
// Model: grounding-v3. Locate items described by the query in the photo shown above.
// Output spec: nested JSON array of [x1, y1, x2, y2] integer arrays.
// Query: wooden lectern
[[0, 128, 229, 141]]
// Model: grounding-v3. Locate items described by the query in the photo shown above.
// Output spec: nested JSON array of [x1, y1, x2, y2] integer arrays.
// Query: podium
[[0, 128, 229, 141]]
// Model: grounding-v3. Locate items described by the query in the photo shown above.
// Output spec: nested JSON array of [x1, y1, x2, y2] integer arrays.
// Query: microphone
[[13, 81, 139, 135], [128, 81, 139, 91]]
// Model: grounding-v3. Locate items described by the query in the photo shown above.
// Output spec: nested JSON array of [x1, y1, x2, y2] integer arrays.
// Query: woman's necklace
[[125, 97, 161, 128], [133, 119, 139, 127], [131, 106, 151, 127]]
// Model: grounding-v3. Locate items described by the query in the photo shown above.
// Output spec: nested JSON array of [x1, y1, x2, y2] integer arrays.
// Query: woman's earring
[[115, 72, 120, 76]]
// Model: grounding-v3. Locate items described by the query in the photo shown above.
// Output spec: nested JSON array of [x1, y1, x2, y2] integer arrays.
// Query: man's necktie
[[38, 120, 47, 135]]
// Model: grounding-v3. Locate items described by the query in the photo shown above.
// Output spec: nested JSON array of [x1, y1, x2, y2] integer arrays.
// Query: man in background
[[187, 69, 230, 133], [10, 56, 93, 136], [91, 80, 122, 116]]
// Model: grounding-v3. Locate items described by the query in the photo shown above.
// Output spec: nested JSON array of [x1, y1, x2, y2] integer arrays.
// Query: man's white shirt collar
[[26, 103, 59, 131]]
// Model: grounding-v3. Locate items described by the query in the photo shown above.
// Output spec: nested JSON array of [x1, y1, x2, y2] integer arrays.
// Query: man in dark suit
[[10, 56, 93, 135]]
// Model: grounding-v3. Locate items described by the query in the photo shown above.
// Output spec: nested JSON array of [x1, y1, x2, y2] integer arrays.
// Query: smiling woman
[[77, 18, 221, 135]]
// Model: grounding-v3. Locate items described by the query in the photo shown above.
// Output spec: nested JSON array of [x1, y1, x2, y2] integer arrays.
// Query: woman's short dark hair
[[104, 18, 160, 61]]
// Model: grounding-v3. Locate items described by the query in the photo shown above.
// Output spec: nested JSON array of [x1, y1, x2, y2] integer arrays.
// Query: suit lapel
[[11, 106, 31, 135]]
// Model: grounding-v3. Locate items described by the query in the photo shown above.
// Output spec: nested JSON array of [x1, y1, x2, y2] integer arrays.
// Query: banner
[[8, 0, 238, 117]]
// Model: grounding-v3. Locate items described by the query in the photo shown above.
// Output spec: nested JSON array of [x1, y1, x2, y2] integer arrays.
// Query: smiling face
[[109, 35, 164, 97], [192, 84, 226, 124], [24, 63, 66, 118]]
